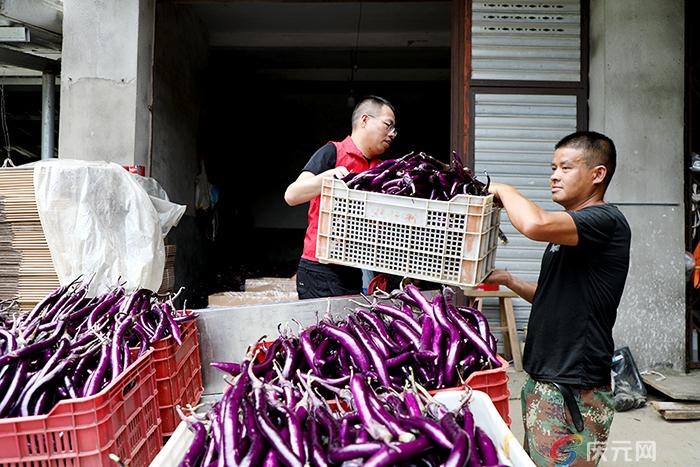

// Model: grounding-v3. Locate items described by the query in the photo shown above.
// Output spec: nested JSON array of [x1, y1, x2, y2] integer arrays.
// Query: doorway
[[180, 1, 452, 293]]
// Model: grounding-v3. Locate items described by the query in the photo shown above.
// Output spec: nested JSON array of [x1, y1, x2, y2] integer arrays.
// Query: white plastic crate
[[149, 420, 192, 467], [434, 390, 534, 467], [157, 390, 533, 467], [316, 178, 500, 288]]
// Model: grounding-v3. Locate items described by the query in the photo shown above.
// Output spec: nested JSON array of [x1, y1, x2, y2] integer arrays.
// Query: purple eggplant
[[363, 436, 432, 467], [441, 412, 471, 467], [179, 420, 207, 467], [252, 387, 304, 467], [349, 374, 393, 443], [318, 323, 371, 373], [476, 426, 500, 465], [347, 315, 392, 387], [328, 442, 383, 463]]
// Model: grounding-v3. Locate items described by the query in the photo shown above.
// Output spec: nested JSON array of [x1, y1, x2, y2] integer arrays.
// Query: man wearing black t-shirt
[[485, 131, 630, 466], [284, 96, 397, 299]]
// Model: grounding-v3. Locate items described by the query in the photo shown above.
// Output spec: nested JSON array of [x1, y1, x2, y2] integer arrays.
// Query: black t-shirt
[[523, 204, 631, 387], [303, 143, 337, 175]]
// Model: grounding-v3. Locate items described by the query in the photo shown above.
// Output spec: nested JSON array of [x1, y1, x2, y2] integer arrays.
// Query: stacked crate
[[0, 350, 162, 465], [158, 244, 176, 295]]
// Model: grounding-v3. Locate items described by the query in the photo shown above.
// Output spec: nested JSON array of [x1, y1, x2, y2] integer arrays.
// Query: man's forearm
[[286, 167, 350, 206], [492, 184, 547, 238], [484, 268, 538, 303], [505, 274, 537, 304], [284, 174, 324, 206]]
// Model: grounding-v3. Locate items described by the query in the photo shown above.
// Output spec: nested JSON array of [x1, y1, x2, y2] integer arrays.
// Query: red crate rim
[[465, 355, 509, 382], [0, 349, 155, 422], [152, 317, 197, 350]]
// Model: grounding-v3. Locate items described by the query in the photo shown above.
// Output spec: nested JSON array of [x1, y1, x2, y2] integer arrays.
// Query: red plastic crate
[[151, 320, 204, 436], [0, 349, 162, 466], [431, 356, 511, 426], [465, 355, 510, 426], [253, 340, 274, 362], [122, 165, 146, 176]]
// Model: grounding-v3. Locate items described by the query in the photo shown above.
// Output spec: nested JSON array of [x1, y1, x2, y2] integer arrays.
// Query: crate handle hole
[[122, 377, 139, 398]]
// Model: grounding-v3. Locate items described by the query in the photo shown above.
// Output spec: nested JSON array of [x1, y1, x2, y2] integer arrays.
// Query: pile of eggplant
[[212, 284, 501, 395], [181, 363, 504, 466], [341, 152, 508, 244], [342, 152, 489, 201], [0, 278, 194, 418], [188, 285, 507, 466]]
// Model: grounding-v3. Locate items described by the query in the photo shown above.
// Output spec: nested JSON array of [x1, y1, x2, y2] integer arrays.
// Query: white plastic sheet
[[32, 159, 186, 296], [130, 174, 186, 237]]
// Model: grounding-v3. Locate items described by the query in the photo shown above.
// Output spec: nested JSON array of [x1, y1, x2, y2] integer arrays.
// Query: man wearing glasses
[[284, 95, 397, 299]]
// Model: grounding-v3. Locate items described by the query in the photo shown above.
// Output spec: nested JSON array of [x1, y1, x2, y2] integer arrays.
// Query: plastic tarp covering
[[130, 173, 186, 237], [32, 159, 186, 295]]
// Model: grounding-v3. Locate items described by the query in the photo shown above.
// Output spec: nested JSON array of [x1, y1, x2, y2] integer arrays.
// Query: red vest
[[302, 136, 381, 262]]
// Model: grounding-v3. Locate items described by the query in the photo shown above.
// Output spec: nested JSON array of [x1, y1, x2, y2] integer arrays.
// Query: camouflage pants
[[521, 376, 615, 466]]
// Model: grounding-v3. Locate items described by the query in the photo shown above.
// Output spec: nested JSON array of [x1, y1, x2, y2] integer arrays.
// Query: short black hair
[[352, 95, 395, 127], [555, 131, 617, 190]]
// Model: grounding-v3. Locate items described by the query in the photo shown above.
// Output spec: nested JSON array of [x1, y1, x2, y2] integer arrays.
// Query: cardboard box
[[208, 290, 298, 307], [244, 276, 296, 293], [208, 276, 297, 307]]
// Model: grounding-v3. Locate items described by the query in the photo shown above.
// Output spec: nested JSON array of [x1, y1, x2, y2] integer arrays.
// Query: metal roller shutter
[[471, 0, 581, 82], [473, 92, 578, 343]]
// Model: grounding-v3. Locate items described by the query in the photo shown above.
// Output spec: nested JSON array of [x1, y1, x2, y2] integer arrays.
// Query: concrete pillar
[[59, 0, 155, 167], [41, 72, 56, 160], [589, 0, 685, 370]]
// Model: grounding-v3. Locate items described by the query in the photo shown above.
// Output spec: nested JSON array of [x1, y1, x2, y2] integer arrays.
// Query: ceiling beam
[[210, 31, 450, 48], [249, 67, 450, 81], [164, 0, 445, 3], [0, 27, 30, 42], [0, 46, 59, 72]]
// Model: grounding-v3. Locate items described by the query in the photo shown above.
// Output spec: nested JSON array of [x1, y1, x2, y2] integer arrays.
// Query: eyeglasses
[[366, 114, 397, 136]]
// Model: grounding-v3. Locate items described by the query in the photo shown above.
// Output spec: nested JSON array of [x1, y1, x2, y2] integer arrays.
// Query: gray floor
[[505, 369, 700, 466]]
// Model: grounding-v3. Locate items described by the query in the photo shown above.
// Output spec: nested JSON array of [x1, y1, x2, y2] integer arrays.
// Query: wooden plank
[[642, 371, 700, 401], [651, 401, 700, 411], [462, 287, 519, 298], [651, 401, 700, 420], [661, 411, 700, 420], [503, 297, 523, 371]]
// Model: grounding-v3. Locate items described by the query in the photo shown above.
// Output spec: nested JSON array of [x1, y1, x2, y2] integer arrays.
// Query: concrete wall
[[589, 0, 685, 370], [59, 0, 154, 165], [60, 1, 210, 306], [150, 4, 210, 307], [150, 4, 206, 210]]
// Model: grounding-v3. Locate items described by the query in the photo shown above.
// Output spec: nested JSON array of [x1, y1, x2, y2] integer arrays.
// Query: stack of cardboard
[[158, 244, 176, 295], [0, 167, 60, 310]]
